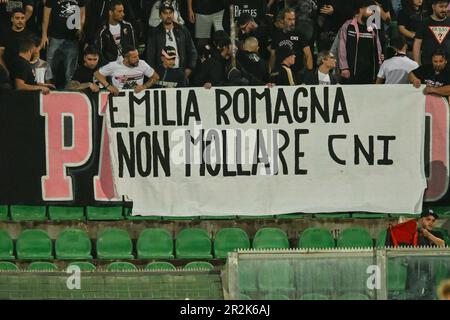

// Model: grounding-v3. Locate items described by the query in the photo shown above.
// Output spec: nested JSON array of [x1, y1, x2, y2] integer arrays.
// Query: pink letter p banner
[[40, 93, 93, 200]]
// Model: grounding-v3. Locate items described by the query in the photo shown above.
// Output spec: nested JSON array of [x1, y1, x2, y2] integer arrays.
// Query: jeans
[[46, 37, 79, 88]]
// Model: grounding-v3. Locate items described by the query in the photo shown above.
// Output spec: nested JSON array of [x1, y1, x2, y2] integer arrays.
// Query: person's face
[[222, 44, 232, 58], [241, 20, 257, 34], [433, 2, 448, 19], [84, 54, 99, 69], [32, 44, 41, 60], [323, 54, 337, 69], [359, 6, 375, 22], [160, 9, 174, 24], [432, 55, 447, 72], [11, 12, 26, 30], [284, 12, 296, 31], [420, 215, 436, 230], [285, 54, 296, 66], [110, 5, 125, 22], [126, 50, 140, 67], [162, 55, 176, 68], [413, 0, 423, 7]]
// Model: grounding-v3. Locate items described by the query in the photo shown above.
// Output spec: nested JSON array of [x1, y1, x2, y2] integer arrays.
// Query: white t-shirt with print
[[318, 70, 331, 85], [99, 60, 155, 89]]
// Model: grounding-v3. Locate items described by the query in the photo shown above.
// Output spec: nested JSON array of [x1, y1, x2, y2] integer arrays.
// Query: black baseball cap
[[159, 1, 174, 13], [420, 208, 439, 219], [277, 44, 295, 62]]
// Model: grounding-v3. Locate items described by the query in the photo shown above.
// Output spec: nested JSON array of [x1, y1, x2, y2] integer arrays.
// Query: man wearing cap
[[154, 45, 186, 88], [270, 44, 296, 85], [417, 209, 445, 247], [147, 1, 197, 82]]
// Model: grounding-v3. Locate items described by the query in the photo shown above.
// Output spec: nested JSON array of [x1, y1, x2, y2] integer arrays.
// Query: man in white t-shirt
[[95, 45, 159, 95], [303, 50, 338, 85], [376, 35, 419, 84]]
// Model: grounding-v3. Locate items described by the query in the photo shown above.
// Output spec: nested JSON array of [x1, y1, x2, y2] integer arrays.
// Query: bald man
[[236, 36, 270, 85]]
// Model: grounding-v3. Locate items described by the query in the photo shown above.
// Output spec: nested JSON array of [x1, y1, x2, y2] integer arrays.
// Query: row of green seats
[[4, 205, 448, 221], [3, 226, 435, 262], [0, 261, 214, 272]]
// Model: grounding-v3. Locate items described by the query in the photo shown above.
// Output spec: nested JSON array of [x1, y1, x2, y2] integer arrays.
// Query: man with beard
[[0, 8, 35, 75], [96, 0, 136, 64], [146, 1, 197, 82], [414, 0, 450, 65], [270, 7, 313, 82], [338, 0, 383, 84], [237, 13, 271, 61], [95, 45, 159, 94], [409, 49, 450, 95]]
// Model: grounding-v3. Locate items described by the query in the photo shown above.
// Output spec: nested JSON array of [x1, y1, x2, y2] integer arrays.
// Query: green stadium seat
[[56, 229, 92, 260], [145, 261, 176, 271], [183, 261, 214, 270], [214, 228, 250, 259], [298, 227, 335, 249], [376, 229, 388, 248], [10, 205, 46, 221], [252, 228, 289, 249], [96, 228, 134, 259], [300, 293, 329, 300], [175, 228, 212, 259], [275, 213, 306, 219], [106, 261, 137, 271], [351, 213, 386, 219], [48, 206, 84, 221], [125, 207, 161, 220], [67, 262, 96, 272], [0, 205, 8, 220], [16, 229, 53, 260], [199, 215, 237, 220], [313, 213, 351, 219], [27, 262, 58, 271], [0, 261, 18, 271], [137, 228, 174, 259], [0, 230, 14, 260], [258, 261, 295, 293], [87, 206, 123, 220], [263, 294, 290, 300], [387, 259, 407, 294], [339, 293, 370, 300], [337, 228, 373, 248]]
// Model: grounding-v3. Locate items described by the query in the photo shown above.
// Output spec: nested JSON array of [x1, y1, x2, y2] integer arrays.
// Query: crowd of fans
[[1, 0, 450, 96]]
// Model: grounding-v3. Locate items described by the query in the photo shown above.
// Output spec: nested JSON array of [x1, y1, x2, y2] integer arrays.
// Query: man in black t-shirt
[[237, 13, 271, 61], [13, 37, 54, 94], [154, 45, 186, 88], [269, 7, 313, 82], [0, 8, 35, 75], [41, 0, 86, 88], [0, 0, 34, 30], [409, 50, 450, 95], [414, 0, 450, 65], [67, 45, 101, 92]]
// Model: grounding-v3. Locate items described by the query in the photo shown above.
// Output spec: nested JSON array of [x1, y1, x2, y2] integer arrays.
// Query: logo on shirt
[[429, 26, 450, 45]]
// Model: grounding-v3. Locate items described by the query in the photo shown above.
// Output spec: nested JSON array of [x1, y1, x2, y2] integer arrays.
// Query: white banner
[[105, 85, 427, 216]]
